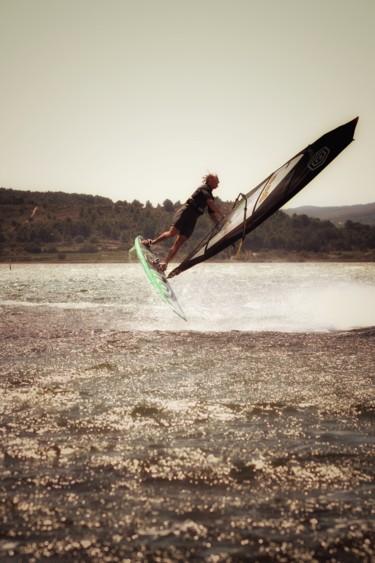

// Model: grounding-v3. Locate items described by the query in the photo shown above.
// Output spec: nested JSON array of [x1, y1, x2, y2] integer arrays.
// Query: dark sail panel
[[168, 117, 359, 278]]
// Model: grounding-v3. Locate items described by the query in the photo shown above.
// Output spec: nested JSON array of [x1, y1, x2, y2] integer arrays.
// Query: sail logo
[[308, 147, 330, 171]]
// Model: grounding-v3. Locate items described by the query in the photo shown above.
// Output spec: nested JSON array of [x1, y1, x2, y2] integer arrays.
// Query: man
[[142, 173, 225, 272]]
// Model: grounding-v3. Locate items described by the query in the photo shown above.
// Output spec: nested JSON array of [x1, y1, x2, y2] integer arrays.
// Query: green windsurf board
[[131, 236, 187, 321]]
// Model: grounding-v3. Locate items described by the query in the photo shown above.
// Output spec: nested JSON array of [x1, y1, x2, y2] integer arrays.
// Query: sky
[[0, 0, 374, 208]]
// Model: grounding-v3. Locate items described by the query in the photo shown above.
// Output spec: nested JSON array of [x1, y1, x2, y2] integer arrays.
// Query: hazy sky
[[1, 0, 373, 207]]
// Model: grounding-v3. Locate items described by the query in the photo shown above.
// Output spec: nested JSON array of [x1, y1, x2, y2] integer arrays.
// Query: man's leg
[[142, 226, 178, 247], [152, 226, 178, 245], [162, 234, 187, 270]]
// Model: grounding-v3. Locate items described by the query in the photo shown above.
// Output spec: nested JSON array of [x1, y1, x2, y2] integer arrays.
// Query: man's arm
[[207, 199, 225, 223]]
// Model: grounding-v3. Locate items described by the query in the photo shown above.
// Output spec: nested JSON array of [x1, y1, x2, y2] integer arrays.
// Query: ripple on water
[[1, 308, 374, 561]]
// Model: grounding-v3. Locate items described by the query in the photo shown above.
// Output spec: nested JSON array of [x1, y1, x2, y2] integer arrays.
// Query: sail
[[168, 117, 359, 279]]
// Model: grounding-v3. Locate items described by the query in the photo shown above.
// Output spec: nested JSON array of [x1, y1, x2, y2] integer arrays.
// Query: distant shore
[[2, 249, 375, 265]]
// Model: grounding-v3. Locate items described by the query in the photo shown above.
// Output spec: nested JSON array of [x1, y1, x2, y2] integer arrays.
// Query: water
[[1, 262, 374, 561], [2, 262, 375, 332]]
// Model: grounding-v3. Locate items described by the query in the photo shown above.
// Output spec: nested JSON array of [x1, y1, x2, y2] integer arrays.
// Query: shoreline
[[1, 249, 375, 265]]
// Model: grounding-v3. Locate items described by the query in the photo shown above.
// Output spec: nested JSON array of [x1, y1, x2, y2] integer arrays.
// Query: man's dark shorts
[[171, 204, 199, 238]]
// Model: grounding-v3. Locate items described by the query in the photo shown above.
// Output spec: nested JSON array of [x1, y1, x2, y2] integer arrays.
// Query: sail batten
[[168, 117, 359, 279]]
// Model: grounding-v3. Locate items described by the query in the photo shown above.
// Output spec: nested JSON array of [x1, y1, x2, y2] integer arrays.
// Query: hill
[[0, 187, 217, 262], [284, 202, 375, 226], [1, 187, 375, 262]]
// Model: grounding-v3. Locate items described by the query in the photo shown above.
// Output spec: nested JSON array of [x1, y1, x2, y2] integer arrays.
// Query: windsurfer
[[142, 174, 225, 272]]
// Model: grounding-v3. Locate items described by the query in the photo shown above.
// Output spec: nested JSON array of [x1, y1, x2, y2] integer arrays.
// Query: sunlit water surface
[[1, 262, 375, 331], [1, 262, 374, 561]]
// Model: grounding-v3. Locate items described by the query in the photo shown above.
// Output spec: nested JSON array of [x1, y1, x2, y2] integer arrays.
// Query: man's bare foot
[[141, 239, 153, 248]]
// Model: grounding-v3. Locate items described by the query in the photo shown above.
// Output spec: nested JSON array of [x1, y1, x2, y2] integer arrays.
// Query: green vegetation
[[1, 187, 375, 263]]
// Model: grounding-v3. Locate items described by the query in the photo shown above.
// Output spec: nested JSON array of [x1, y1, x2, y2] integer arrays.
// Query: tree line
[[1, 187, 375, 258]]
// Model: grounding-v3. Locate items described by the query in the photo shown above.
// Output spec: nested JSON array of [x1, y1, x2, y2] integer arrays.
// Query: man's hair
[[203, 173, 218, 183]]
